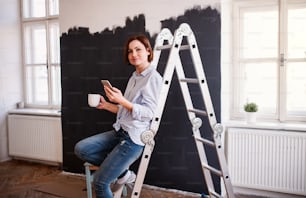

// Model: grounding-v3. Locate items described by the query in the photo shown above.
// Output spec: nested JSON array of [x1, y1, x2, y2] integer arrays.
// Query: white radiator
[[8, 114, 62, 164], [227, 128, 306, 196]]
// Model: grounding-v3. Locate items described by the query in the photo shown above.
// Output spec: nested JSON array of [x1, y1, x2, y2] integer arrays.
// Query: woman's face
[[127, 39, 150, 68]]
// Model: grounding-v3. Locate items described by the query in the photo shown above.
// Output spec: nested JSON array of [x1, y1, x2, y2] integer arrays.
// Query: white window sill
[[224, 120, 306, 132], [8, 108, 61, 117]]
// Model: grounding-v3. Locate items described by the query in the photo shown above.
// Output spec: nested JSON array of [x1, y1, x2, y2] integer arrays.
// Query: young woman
[[74, 34, 162, 198]]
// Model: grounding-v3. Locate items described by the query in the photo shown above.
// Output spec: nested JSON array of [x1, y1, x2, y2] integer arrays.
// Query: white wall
[[0, 0, 23, 162], [60, 0, 220, 34], [220, 0, 232, 122]]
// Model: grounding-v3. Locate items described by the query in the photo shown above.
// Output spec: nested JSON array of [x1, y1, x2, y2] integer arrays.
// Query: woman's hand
[[96, 95, 108, 110], [104, 86, 124, 104], [104, 85, 133, 112]]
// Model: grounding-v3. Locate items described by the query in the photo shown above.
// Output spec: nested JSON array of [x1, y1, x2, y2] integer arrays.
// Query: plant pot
[[246, 112, 257, 124]]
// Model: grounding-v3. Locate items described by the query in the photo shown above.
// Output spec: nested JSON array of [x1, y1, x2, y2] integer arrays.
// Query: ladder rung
[[203, 164, 222, 176], [155, 44, 190, 51], [155, 45, 171, 50], [178, 45, 190, 50], [187, 109, 207, 116], [179, 78, 198, 83], [208, 190, 222, 198], [194, 136, 215, 147]]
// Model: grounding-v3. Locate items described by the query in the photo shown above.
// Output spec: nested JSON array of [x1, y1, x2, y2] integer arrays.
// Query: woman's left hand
[[104, 86, 124, 104]]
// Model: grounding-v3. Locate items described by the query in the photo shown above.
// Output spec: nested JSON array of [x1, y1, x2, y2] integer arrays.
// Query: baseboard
[[234, 186, 306, 198]]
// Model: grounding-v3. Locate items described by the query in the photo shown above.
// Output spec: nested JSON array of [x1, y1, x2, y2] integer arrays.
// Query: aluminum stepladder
[[115, 23, 235, 198]]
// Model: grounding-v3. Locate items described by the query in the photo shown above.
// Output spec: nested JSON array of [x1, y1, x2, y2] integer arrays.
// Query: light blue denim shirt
[[113, 65, 162, 145]]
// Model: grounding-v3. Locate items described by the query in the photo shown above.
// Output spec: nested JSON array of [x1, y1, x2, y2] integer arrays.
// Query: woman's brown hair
[[124, 34, 153, 64]]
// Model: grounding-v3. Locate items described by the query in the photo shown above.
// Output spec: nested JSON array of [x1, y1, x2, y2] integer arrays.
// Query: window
[[232, 0, 306, 122], [22, 0, 60, 108]]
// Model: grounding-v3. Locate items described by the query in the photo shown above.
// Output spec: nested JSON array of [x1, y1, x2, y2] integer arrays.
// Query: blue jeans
[[74, 129, 144, 198]]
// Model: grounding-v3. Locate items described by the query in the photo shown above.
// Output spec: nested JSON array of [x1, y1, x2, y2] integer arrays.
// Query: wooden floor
[[0, 159, 258, 198]]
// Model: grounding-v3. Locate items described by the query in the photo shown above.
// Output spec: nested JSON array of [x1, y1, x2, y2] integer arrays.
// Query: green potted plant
[[244, 102, 258, 123]]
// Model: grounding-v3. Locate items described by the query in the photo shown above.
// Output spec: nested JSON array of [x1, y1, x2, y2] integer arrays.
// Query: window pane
[[24, 23, 46, 64], [238, 62, 278, 115], [287, 6, 306, 59], [49, 21, 60, 64], [51, 65, 61, 106], [23, 0, 46, 18], [240, 7, 278, 59], [287, 62, 306, 115], [49, 0, 59, 16], [26, 66, 49, 105]]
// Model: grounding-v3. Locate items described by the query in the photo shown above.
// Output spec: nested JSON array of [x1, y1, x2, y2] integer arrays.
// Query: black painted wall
[[61, 7, 221, 194]]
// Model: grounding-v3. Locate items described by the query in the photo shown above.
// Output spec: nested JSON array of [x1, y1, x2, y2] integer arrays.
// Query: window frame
[[231, 0, 306, 122], [21, 0, 60, 109]]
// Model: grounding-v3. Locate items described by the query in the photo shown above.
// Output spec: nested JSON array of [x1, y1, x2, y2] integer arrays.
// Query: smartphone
[[101, 80, 113, 89]]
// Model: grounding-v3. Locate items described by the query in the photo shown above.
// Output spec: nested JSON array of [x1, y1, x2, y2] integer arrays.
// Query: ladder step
[[179, 78, 198, 83], [155, 44, 190, 51], [203, 164, 222, 176], [187, 108, 207, 116], [194, 136, 215, 147]]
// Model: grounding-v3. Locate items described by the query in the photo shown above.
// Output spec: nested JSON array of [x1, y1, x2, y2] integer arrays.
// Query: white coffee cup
[[88, 94, 101, 107]]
